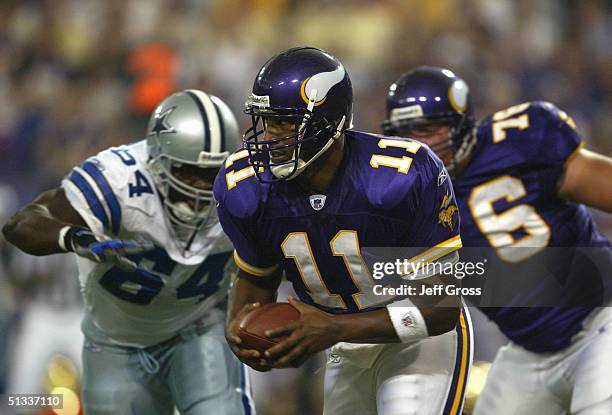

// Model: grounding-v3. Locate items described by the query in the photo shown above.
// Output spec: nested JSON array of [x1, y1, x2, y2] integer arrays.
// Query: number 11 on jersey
[[282, 230, 393, 310], [370, 139, 422, 174]]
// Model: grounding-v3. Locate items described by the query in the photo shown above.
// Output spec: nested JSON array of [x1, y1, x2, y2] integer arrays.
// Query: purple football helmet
[[244, 47, 353, 182], [382, 66, 475, 173]]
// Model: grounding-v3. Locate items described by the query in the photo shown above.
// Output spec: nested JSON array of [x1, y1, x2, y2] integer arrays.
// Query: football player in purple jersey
[[215, 47, 474, 415], [382, 66, 612, 414]]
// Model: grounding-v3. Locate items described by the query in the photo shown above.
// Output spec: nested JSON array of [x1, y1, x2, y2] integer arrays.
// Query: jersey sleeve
[[61, 151, 125, 237], [216, 203, 279, 277], [533, 101, 583, 167], [403, 154, 462, 267], [214, 156, 279, 278]]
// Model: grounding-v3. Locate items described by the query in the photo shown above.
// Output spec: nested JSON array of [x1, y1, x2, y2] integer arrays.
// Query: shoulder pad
[[476, 101, 581, 166], [214, 149, 266, 219], [61, 141, 152, 235], [348, 131, 442, 210]]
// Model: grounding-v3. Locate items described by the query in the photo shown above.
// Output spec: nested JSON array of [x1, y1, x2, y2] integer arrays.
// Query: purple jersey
[[456, 101, 612, 352], [214, 130, 461, 313]]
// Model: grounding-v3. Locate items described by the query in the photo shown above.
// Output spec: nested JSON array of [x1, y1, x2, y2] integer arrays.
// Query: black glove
[[62, 226, 154, 272]]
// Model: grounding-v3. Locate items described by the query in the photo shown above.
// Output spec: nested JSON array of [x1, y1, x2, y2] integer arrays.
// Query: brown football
[[238, 302, 301, 352]]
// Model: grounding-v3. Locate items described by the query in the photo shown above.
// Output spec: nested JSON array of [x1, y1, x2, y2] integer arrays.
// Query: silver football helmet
[[146, 89, 240, 239]]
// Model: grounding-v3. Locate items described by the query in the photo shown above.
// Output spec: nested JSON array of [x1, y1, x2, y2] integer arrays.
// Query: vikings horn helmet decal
[[300, 66, 347, 106], [448, 79, 469, 113]]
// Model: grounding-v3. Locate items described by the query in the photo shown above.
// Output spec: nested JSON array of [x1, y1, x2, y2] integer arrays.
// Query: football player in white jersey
[[2, 90, 255, 415]]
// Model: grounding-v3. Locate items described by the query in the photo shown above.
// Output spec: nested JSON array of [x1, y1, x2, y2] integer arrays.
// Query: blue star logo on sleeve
[[151, 107, 176, 137]]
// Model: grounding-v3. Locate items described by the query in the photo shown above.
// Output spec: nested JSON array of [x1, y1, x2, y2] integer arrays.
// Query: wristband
[[58, 225, 73, 252], [386, 297, 429, 343]]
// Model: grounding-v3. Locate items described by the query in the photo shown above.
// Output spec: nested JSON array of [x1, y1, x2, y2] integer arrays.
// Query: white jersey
[[61, 140, 233, 347]]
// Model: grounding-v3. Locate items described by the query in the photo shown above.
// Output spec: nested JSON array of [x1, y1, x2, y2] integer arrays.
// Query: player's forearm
[[559, 149, 612, 212], [335, 304, 459, 344], [409, 285, 461, 335], [2, 204, 68, 255], [226, 273, 278, 325], [334, 308, 400, 343], [418, 305, 460, 335], [330, 273, 461, 344]]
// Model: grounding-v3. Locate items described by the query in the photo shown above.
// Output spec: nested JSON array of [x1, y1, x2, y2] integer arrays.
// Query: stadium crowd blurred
[[0, 0, 610, 414]]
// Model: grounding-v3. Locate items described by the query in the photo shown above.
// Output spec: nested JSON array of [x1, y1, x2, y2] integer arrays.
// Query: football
[[238, 302, 301, 352]]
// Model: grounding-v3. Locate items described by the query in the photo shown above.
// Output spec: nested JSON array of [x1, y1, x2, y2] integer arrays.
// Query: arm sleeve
[[61, 158, 122, 236], [215, 198, 279, 278], [535, 102, 583, 168]]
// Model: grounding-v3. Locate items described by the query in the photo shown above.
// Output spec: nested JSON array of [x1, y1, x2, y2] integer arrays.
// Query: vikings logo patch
[[438, 191, 458, 230], [300, 66, 346, 106]]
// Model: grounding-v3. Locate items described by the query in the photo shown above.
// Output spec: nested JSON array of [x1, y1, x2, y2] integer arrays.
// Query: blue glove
[[62, 226, 154, 272]]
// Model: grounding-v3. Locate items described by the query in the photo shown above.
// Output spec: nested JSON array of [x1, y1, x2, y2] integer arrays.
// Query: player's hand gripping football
[[226, 302, 273, 372], [264, 296, 343, 368], [62, 226, 154, 272]]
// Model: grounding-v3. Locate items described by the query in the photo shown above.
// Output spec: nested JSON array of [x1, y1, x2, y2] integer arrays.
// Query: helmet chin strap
[[270, 115, 346, 180], [447, 128, 477, 176]]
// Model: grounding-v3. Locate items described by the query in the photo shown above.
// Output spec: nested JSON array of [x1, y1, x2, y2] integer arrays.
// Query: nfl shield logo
[[402, 312, 415, 327], [309, 194, 327, 211]]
